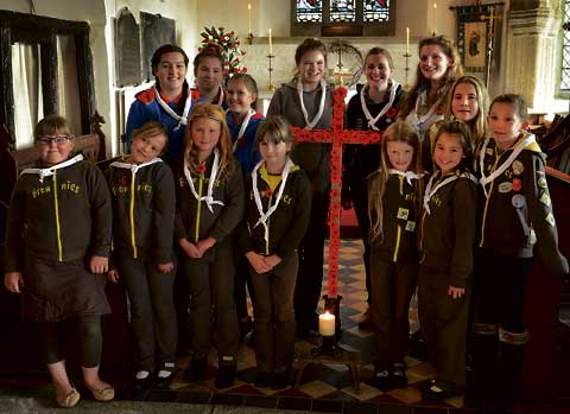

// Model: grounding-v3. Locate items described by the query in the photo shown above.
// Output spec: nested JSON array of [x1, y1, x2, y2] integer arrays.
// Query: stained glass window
[[330, 0, 356, 23], [363, 0, 391, 23], [296, 0, 323, 23], [561, 1, 570, 91]]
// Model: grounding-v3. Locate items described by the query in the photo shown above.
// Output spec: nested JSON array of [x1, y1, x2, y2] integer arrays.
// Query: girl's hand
[[264, 254, 282, 270], [107, 269, 120, 283], [4, 272, 24, 293], [246, 251, 272, 274], [179, 238, 202, 259], [448, 285, 465, 299], [196, 237, 216, 256], [158, 262, 174, 273], [90, 256, 109, 274]]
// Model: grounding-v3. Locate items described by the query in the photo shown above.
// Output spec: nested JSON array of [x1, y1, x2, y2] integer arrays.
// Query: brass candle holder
[[267, 54, 275, 92]]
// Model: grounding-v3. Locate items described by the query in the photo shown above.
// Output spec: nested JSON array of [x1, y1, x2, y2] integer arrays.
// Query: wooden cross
[[291, 87, 383, 298]]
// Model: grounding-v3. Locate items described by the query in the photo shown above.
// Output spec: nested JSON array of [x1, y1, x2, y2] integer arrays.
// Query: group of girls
[[345, 34, 568, 408], [4, 34, 568, 410]]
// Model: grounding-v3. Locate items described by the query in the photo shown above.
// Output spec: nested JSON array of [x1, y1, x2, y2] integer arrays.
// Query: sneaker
[[132, 370, 153, 391], [370, 369, 393, 390], [215, 363, 236, 389], [183, 358, 207, 382], [253, 371, 272, 388], [155, 362, 176, 388]]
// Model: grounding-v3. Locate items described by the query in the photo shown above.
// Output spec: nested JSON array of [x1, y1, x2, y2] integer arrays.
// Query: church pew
[[523, 166, 570, 401]]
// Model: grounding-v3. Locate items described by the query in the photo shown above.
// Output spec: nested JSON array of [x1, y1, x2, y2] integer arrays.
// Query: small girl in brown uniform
[[4, 115, 114, 407], [367, 120, 423, 390], [469, 94, 568, 406], [419, 120, 478, 400], [174, 103, 244, 389], [106, 122, 177, 389], [240, 116, 311, 390]]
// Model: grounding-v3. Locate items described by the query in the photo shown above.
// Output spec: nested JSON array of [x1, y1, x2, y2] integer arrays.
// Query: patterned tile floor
[[159, 240, 476, 413]]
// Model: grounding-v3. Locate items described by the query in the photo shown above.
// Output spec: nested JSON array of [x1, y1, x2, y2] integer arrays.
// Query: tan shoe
[[89, 386, 115, 402], [55, 388, 80, 408]]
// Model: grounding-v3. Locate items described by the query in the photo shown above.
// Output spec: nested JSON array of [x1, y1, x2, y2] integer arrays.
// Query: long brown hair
[[184, 103, 235, 177], [446, 75, 489, 146], [399, 35, 463, 119], [368, 120, 422, 242]]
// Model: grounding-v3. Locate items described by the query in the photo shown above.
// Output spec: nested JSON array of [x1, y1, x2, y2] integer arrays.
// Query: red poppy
[[196, 164, 206, 175], [263, 188, 273, 198], [386, 107, 398, 118], [512, 178, 522, 192]]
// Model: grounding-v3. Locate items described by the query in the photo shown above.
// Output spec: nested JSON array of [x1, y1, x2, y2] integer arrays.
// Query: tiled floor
[[157, 240, 479, 412]]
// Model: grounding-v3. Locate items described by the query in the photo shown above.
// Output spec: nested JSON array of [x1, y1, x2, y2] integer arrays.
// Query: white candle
[[247, 3, 252, 34], [319, 311, 335, 336], [268, 28, 273, 55], [433, 2, 438, 35], [406, 27, 410, 54]]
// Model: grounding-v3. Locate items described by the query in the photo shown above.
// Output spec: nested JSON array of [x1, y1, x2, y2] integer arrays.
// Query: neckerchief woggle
[[388, 168, 422, 186], [478, 134, 535, 198], [21, 153, 84, 183], [183, 149, 225, 213], [153, 85, 192, 131], [251, 158, 295, 247], [297, 78, 327, 130], [360, 80, 400, 131], [423, 170, 477, 215]]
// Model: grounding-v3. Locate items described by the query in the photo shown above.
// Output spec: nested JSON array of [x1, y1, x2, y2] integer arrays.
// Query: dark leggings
[[38, 315, 102, 368]]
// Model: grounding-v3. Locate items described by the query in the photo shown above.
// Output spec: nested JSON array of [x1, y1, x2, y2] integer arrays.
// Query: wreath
[[199, 26, 247, 80]]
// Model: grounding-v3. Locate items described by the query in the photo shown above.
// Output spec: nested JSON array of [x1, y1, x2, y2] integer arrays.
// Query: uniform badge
[[537, 177, 548, 189], [397, 208, 409, 220], [385, 118, 392, 124], [511, 194, 526, 209], [539, 191, 551, 206], [498, 182, 513, 193], [512, 160, 524, 175], [528, 228, 537, 245], [405, 221, 416, 232], [545, 212, 556, 227], [511, 178, 522, 192]]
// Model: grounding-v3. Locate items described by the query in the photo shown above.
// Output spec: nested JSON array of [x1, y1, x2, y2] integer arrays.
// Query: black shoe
[[253, 371, 272, 388], [132, 370, 154, 391], [371, 369, 394, 390], [390, 362, 408, 388], [270, 371, 291, 390], [215, 363, 236, 389], [183, 358, 207, 382], [422, 379, 462, 401]]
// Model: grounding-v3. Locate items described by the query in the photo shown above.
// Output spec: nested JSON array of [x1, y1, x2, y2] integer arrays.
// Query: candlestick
[[319, 311, 335, 337], [266, 53, 275, 91], [406, 26, 410, 55], [432, 2, 438, 36], [268, 28, 273, 55]]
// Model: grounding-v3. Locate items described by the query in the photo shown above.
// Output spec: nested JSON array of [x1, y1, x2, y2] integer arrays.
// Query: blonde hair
[[368, 120, 423, 242], [446, 75, 489, 146], [185, 103, 235, 177], [34, 115, 73, 142], [399, 35, 463, 119]]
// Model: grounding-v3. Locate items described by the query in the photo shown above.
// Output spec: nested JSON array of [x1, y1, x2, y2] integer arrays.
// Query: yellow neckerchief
[[260, 164, 284, 193]]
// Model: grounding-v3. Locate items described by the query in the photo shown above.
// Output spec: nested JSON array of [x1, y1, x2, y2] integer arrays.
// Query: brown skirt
[[22, 256, 110, 322]]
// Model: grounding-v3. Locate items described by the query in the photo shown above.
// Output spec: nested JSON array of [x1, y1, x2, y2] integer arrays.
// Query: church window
[[561, 1, 570, 92]]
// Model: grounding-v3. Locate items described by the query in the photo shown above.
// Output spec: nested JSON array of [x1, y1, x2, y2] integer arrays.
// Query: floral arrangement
[[199, 26, 247, 80]]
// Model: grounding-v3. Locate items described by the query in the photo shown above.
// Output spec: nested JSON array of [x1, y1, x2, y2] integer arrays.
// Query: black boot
[[464, 333, 497, 408]]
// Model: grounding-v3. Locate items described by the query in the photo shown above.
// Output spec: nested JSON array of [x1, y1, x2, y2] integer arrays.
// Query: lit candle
[[319, 311, 335, 337], [247, 3, 252, 35], [433, 2, 438, 35], [406, 26, 410, 55], [268, 28, 273, 55]]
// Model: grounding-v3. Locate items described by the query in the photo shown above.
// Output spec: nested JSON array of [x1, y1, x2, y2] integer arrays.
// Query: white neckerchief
[[153, 86, 192, 130], [183, 149, 225, 213], [21, 154, 84, 183], [229, 108, 256, 152], [252, 158, 294, 247], [109, 157, 162, 174], [479, 134, 535, 198], [423, 171, 477, 215], [410, 88, 446, 136], [297, 79, 327, 130], [388, 168, 422, 186], [360, 81, 400, 131]]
